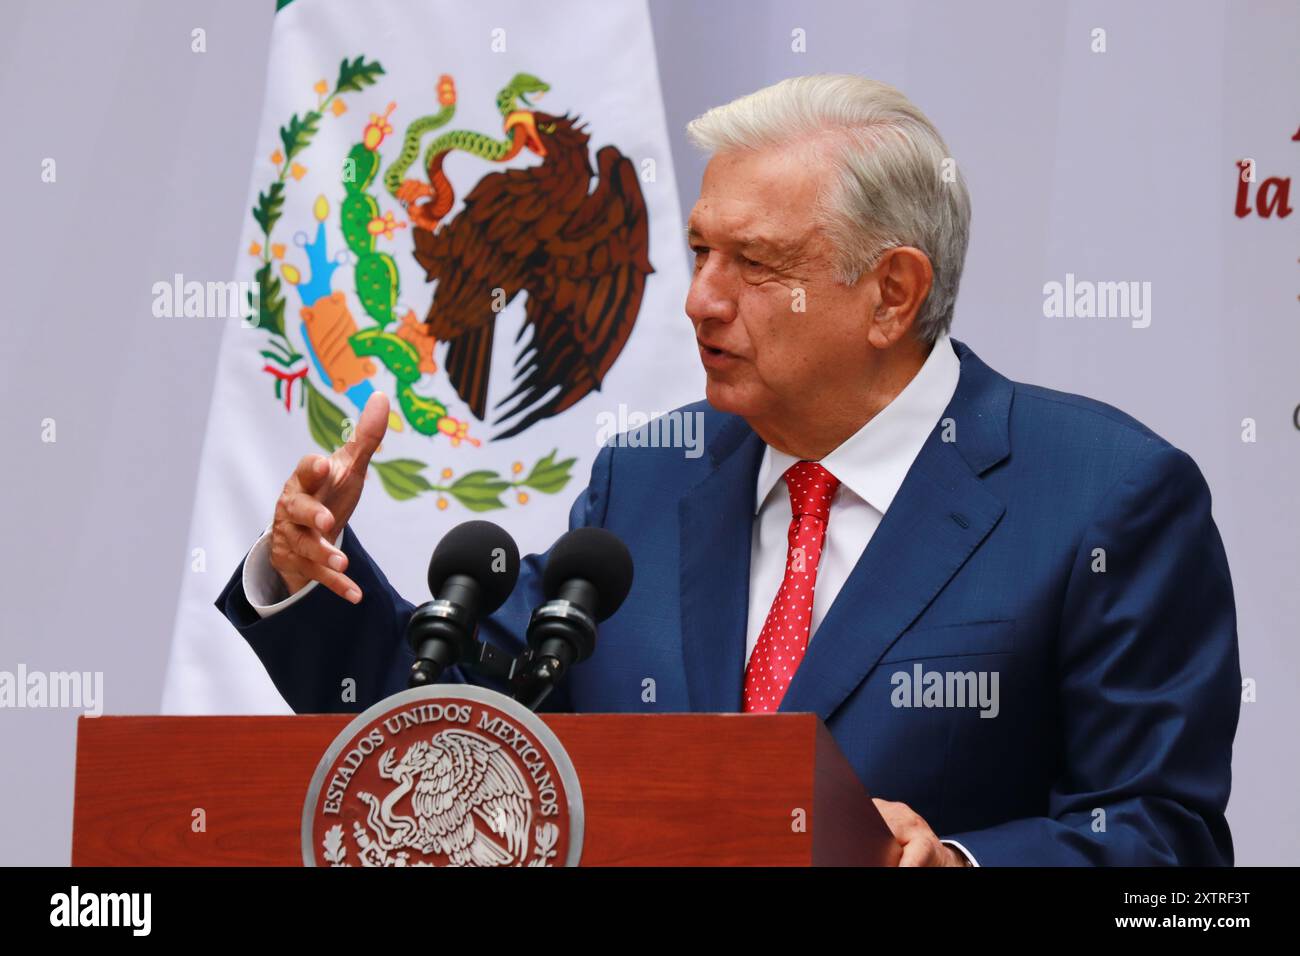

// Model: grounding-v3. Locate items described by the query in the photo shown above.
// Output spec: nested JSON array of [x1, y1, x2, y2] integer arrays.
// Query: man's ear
[[866, 247, 933, 349]]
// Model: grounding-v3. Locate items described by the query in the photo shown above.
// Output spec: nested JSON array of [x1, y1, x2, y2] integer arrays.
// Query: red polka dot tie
[[742, 460, 841, 713]]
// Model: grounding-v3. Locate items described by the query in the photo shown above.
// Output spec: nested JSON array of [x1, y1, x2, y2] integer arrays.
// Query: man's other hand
[[873, 798, 969, 867]]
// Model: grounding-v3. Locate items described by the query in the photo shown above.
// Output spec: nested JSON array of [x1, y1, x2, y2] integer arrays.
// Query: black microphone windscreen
[[427, 520, 521, 613], [542, 527, 634, 621]]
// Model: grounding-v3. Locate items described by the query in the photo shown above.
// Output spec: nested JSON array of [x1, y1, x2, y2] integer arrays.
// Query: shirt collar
[[754, 333, 962, 515]]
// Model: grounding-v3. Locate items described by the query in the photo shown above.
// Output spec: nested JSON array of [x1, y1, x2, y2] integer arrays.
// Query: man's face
[[685, 145, 878, 422]]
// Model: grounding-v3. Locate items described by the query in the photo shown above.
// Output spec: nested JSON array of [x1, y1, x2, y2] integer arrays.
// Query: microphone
[[406, 520, 520, 688], [521, 527, 634, 708]]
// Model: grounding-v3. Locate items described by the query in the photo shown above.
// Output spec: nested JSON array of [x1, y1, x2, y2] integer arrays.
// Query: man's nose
[[685, 258, 738, 327]]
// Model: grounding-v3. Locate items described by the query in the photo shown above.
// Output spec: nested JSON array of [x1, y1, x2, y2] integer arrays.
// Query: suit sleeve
[[944, 443, 1241, 865], [212, 443, 615, 715]]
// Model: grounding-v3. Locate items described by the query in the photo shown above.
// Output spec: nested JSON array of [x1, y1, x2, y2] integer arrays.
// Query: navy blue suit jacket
[[216, 339, 1241, 865]]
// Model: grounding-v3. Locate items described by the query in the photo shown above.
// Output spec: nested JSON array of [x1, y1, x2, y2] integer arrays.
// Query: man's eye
[[741, 256, 762, 269]]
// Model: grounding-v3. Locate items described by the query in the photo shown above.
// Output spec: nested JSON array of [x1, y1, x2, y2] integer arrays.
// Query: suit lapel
[[778, 438, 1005, 719], [676, 339, 1014, 717], [678, 417, 765, 712], [780, 339, 1014, 720]]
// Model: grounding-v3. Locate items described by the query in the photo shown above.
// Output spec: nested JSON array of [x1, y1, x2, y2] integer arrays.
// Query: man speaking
[[216, 75, 1241, 866]]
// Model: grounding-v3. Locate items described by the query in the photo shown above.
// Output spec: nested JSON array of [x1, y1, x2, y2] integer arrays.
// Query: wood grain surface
[[72, 712, 892, 866]]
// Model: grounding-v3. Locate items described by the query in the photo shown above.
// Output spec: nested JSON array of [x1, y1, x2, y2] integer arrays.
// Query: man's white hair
[[686, 74, 971, 344]]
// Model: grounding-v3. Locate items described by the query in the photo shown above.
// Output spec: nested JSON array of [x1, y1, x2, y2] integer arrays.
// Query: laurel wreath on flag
[[245, 55, 576, 511]]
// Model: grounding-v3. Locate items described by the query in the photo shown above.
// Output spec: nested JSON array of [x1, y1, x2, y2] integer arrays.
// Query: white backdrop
[[1, 0, 1295, 865]]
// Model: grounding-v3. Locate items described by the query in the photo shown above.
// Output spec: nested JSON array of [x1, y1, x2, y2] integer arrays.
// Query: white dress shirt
[[745, 333, 960, 664]]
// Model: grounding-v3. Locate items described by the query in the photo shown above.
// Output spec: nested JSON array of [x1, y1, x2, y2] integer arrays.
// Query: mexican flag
[[162, 0, 700, 713]]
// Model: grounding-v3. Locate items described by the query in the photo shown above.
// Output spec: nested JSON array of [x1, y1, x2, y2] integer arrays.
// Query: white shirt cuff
[[242, 524, 346, 619], [941, 839, 980, 867]]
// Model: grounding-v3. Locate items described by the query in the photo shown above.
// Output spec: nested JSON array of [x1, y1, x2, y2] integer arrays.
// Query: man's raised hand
[[267, 391, 390, 603]]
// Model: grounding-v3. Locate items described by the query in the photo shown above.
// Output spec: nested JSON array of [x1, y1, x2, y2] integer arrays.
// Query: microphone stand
[[459, 639, 557, 712]]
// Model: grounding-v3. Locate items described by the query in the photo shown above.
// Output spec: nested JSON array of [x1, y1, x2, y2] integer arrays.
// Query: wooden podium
[[72, 712, 898, 866]]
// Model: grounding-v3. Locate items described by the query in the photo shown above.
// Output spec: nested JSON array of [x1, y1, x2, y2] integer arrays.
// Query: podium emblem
[[303, 685, 583, 866]]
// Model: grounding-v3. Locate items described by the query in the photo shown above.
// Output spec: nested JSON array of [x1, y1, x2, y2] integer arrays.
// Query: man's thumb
[[347, 391, 390, 468]]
